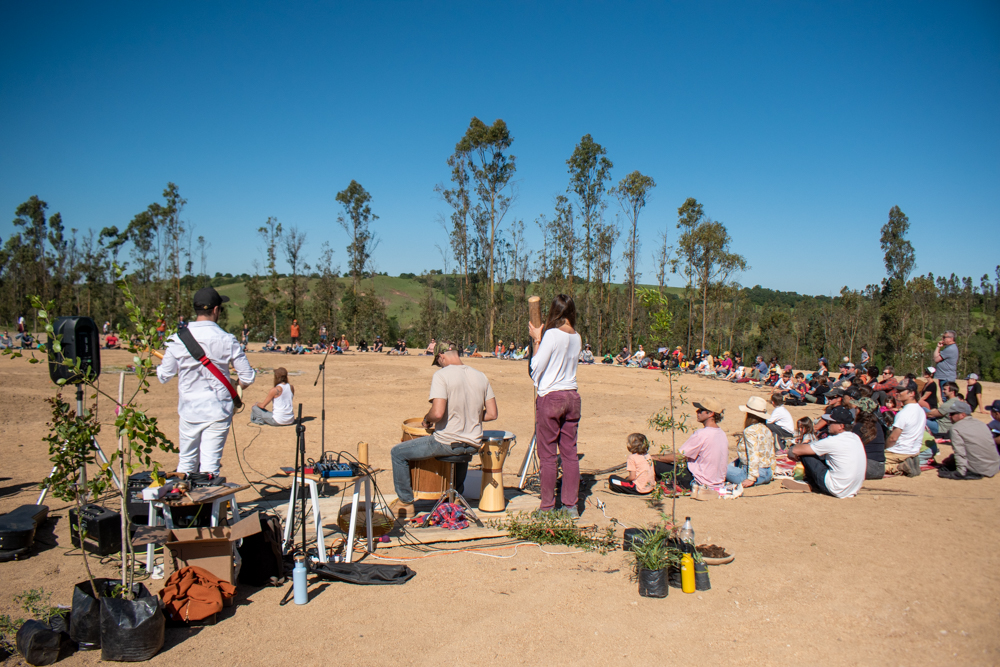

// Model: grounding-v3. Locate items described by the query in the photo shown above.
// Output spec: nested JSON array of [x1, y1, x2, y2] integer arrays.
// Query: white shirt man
[[157, 287, 255, 475], [885, 381, 926, 477], [784, 406, 866, 498]]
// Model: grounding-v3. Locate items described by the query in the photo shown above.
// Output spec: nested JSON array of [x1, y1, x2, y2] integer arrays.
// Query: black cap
[[897, 380, 919, 394], [193, 286, 230, 310], [821, 406, 855, 425], [826, 387, 846, 398]]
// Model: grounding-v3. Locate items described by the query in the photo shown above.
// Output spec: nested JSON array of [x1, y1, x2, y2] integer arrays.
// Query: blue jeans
[[725, 460, 773, 486], [390, 435, 477, 503]]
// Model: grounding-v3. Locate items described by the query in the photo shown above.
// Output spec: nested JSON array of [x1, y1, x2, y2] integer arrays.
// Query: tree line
[[2, 119, 999, 380]]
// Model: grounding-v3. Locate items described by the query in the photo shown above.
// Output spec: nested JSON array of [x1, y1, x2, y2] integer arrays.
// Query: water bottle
[[293, 556, 308, 605], [680, 544, 696, 594], [678, 517, 695, 545]]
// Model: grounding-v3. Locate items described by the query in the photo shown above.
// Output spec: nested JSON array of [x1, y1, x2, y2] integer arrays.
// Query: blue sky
[[2, 1, 998, 297]]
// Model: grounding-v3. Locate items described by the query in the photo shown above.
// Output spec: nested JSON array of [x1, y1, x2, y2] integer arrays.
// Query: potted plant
[[630, 523, 683, 598], [692, 548, 711, 591], [5, 267, 177, 660]]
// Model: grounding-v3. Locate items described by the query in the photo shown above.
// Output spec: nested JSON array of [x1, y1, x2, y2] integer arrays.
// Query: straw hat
[[738, 396, 770, 419], [692, 397, 724, 415]]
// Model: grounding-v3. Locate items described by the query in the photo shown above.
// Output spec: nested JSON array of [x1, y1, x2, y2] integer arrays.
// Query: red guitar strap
[[177, 328, 243, 409]]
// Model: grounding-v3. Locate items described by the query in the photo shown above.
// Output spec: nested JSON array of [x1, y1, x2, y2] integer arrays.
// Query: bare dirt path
[[1, 350, 998, 665]]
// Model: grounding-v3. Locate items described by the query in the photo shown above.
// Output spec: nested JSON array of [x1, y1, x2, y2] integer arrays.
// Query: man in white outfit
[[157, 287, 255, 475]]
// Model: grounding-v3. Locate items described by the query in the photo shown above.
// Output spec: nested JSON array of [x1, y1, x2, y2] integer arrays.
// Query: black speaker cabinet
[[48, 316, 101, 385]]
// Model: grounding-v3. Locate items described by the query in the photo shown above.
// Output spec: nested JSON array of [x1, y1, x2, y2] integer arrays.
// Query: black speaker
[[48, 317, 101, 385]]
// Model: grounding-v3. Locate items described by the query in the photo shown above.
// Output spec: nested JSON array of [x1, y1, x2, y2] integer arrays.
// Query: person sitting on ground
[[751, 356, 768, 382], [937, 401, 1000, 480], [506, 341, 516, 359], [839, 362, 857, 382], [425, 338, 437, 356], [631, 345, 647, 367], [608, 433, 656, 495], [966, 374, 984, 414], [804, 376, 831, 404], [774, 370, 795, 393], [511, 343, 527, 360], [727, 397, 776, 487], [987, 400, 1000, 450], [494, 340, 504, 357], [373, 336, 384, 353], [927, 381, 962, 437], [871, 366, 898, 405], [338, 334, 350, 352], [767, 392, 795, 444], [788, 372, 809, 402], [251, 367, 295, 426], [614, 347, 631, 366], [918, 367, 938, 410], [357, 338, 369, 352], [651, 398, 728, 491], [579, 343, 595, 364], [793, 416, 817, 450], [853, 397, 886, 480], [671, 346, 684, 368], [721, 360, 743, 382], [695, 350, 714, 374], [601, 352, 614, 364], [884, 380, 925, 476], [717, 352, 734, 377], [783, 406, 866, 498], [105, 332, 120, 349], [0, 331, 11, 349]]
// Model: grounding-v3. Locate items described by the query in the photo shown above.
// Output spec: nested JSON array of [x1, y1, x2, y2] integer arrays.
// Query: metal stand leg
[[518, 433, 538, 489], [344, 476, 374, 563], [281, 479, 325, 562]]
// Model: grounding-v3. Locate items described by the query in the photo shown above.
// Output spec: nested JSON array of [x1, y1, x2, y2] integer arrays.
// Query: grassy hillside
[[214, 275, 684, 332]]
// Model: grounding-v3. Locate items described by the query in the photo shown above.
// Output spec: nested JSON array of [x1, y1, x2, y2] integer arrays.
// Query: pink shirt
[[627, 453, 656, 493], [681, 426, 729, 489]]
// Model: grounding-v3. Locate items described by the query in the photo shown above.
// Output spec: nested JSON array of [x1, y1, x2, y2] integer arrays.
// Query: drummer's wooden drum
[[479, 430, 514, 512], [402, 418, 449, 501]]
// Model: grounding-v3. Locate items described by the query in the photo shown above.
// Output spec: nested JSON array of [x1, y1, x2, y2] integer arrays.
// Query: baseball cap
[[821, 406, 855, 425], [942, 401, 972, 416], [431, 343, 453, 367], [988, 400, 1000, 413], [897, 380, 919, 394], [926, 366, 936, 375], [826, 387, 846, 398], [967, 373, 979, 380], [193, 286, 230, 310], [692, 397, 724, 414]]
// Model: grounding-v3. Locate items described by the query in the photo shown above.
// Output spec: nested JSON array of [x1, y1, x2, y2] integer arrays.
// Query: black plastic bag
[[638, 568, 668, 598], [694, 561, 711, 591], [70, 578, 115, 650], [99, 583, 164, 662], [15, 619, 66, 666], [237, 512, 285, 586]]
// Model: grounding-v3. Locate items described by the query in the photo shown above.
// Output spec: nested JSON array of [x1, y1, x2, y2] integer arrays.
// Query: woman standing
[[252, 367, 295, 426], [529, 294, 583, 517]]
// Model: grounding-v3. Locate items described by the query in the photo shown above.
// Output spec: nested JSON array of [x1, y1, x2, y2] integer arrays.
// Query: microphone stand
[[294, 403, 308, 562], [313, 345, 331, 460]]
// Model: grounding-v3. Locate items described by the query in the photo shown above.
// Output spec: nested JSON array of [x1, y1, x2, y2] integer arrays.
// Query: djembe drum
[[478, 430, 515, 512], [402, 418, 449, 501]]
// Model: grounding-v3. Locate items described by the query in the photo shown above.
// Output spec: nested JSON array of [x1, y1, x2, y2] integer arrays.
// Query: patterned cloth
[[737, 423, 777, 483], [411, 502, 469, 530]]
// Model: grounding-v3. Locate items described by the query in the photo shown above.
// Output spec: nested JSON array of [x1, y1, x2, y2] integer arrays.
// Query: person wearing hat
[[579, 343, 595, 364], [884, 380, 925, 476], [388, 344, 499, 519], [727, 397, 776, 487], [156, 287, 256, 475], [852, 396, 887, 479], [965, 374, 984, 413], [987, 400, 1000, 450], [937, 401, 999, 480], [651, 397, 728, 491], [783, 406, 866, 498]]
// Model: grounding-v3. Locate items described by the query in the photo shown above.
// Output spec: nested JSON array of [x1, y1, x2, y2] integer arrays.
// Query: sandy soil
[[1, 349, 998, 666]]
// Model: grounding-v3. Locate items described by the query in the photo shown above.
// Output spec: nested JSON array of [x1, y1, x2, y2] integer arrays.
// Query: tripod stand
[[313, 346, 331, 459], [37, 384, 122, 505]]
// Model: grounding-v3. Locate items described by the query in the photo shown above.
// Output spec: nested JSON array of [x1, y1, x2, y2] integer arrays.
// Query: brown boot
[[388, 499, 415, 520]]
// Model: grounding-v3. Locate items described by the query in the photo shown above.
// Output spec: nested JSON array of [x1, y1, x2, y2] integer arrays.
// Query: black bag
[[637, 568, 668, 598], [70, 578, 115, 650], [15, 620, 62, 666], [236, 512, 286, 586], [99, 583, 164, 662], [311, 562, 415, 585]]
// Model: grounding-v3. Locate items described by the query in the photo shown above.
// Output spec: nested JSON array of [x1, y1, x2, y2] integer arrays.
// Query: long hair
[[743, 412, 766, 429], [542, 294, 577, 336], [274, 367, 289, 386], [856, 410, 879, 445]]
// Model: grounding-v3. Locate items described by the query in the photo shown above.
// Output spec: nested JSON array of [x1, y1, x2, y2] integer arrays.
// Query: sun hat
[[942, 401, 972, 416], [692, 397, 724, 415], [738, 396, 770, 419]]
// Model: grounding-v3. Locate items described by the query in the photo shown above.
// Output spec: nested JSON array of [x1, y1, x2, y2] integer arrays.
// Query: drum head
[[482, 430, 514, 444]]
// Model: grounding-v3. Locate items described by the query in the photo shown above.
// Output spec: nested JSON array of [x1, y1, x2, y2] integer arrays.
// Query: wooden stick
[[528, 296, 542, 328]]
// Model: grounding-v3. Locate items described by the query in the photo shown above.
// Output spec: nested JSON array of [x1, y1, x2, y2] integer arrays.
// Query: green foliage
[[630, 520, 682, 572], [0, 588, 63, 653], [336, 180, 378, 295], [488, 511, 617, 554]]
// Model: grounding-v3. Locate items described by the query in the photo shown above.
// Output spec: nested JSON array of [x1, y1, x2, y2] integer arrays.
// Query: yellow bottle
[[681, 550, 695, 594]]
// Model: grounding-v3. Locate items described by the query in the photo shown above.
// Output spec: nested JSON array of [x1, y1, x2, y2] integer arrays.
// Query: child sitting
[[794, 416, 817, 449], [608, 433, 655, 495]]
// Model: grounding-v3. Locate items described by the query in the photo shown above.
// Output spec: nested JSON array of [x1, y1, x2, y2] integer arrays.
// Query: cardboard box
[[132, 512, 262, 585]]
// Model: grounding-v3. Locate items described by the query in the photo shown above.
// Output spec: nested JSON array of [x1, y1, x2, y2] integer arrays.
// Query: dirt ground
[[1, 348, 998, 666]]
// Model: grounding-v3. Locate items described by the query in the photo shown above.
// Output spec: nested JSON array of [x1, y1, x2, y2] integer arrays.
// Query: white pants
[[177, 418, 232, 474]]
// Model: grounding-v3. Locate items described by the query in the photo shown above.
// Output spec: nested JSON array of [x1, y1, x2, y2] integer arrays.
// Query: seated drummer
[[388, 344, 499, 519]]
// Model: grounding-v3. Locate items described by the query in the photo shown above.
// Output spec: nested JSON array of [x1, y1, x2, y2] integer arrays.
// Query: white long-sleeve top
[[156, 321, 256, 423], [529, 328, 581, 397]]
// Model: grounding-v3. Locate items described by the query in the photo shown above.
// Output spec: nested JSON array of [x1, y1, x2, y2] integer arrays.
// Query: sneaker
[[560, 506, 580, 519], [901, 457, 921, 477], [780, 479, 811, 492], [388, 499, 415, 520]]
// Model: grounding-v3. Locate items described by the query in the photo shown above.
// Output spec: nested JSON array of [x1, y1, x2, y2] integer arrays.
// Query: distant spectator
[[103, 321, 111, 335], [860, 345, 870, 369], [784, 406, 866, 498], [426, 338, 437, 356], [178, 316, 187, 330], [718, 352, 734, 375], [751, 356, 768, 381], [937, 401, 1000, 480], [853, 398, 886, 480], [105, 333, 120, 349], [0, 331, 12, 349], [242, 323, 250, 346], [373, 336, 384, 353], [817, 357, 830, 375], [339, 334, 350, 351], [319, 324, 328, 344], [633, 345, 646, 365], [871, 366, 898, 405], [987, 400, 1000, 450], [614, 347, 631, 365], [579, 343, 595, 364], [290, 319, 301, 345], [965, 374, 983, 413], [156, 318, 166, 339], [357, 338, 369, 352], [494, 340, 504, 357], [933, 330, 959, 390], [918, 367, 938, 410], [767, 392, 794, 436], [927, 381, 963, 437], [774, 370, 794, 393]]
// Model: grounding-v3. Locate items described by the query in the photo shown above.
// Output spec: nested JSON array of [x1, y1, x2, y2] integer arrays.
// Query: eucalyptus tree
[[613, 170, 656, 350], [283, 226, 308, 320], [257, 216, 282, 338], [567, 134, 613, 328], [435, 151, 472, 310], [336, 180, 379, 295], [879, 205, 916, 363]]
